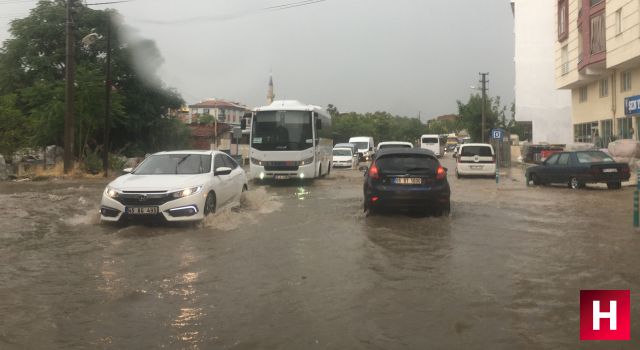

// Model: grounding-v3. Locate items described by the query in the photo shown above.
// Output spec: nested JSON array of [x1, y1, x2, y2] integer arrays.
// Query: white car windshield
[[333, 149, 352, 156], [134, 154, 212, 175]]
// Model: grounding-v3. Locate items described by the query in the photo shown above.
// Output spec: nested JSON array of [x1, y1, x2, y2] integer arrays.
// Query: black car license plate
[[126, 206, 158, 215], [393, 177, 422, 185]]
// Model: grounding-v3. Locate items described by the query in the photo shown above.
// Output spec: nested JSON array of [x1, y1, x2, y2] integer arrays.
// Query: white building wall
[[513, 0, 573, 144]]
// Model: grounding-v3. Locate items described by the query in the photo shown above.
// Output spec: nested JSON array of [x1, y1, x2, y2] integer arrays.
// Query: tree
[[0, 1, 186, 159], [457, 94, 504, 142], [0, 94, 30, 158]]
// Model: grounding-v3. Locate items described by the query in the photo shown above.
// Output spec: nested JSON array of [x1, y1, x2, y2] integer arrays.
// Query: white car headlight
[[171, 186, 203, 198], [104, 186, 119, 198]]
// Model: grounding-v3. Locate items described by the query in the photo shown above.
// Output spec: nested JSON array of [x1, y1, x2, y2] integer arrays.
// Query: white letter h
[[593, 300, 617, 331]]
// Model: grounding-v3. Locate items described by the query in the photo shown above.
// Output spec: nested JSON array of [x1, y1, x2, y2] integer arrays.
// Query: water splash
[[201, 187, 282, 231]]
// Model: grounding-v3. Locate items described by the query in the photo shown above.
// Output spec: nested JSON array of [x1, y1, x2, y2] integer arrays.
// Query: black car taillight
[[369, 162, 380, 180], [436, 165, 446, 180]]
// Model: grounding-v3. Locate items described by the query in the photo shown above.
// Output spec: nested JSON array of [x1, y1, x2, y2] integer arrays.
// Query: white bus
[[420, 134, 444, 157], [244, 100, 332, 181]]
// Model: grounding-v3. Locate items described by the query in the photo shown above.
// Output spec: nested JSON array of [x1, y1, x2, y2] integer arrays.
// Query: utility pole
[[479, 72, 489, 143], [64, 0, 76, 174], [103, 17, 111, 177]]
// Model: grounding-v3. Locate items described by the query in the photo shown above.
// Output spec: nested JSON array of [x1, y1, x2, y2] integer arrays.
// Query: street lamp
[[82, 18, 112, 177]]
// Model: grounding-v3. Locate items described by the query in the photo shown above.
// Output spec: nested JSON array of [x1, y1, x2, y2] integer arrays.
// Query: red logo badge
[[580, 290, 630, 340]]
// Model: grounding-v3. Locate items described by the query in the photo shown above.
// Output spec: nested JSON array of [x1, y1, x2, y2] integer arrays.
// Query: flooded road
[[1, 156, 639, 349]]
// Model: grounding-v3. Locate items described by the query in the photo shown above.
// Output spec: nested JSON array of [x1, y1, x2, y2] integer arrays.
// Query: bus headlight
[[251, 158, 264, 166], [300, 156, 314, 165]]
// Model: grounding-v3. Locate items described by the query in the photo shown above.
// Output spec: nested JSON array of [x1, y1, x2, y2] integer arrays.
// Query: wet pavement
[[1, 156, 639, 349]]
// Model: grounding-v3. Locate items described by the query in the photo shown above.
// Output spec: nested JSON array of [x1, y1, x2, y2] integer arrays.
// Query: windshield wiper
[[175, 155, 191, 174]]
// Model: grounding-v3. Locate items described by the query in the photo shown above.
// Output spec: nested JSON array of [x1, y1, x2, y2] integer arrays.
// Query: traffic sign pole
[[635, 170, 639, 228]]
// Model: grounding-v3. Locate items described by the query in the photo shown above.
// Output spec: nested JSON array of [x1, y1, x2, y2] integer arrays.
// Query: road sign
[[491, 128, 503, 140]]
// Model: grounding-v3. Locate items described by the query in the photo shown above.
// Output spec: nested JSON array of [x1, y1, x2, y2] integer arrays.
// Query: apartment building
[[512, 0, 572, 144], [188, 99, 249, 125], [556, 0, 640, 146]]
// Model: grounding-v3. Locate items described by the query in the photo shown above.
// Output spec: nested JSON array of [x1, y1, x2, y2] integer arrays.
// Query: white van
[[456, 143, 496, 178], [348, 136, 375, 161], [420, 134, 444, 157]]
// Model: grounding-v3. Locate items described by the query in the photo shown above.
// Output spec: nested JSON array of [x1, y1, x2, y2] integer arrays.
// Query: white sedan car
[[100, 150, 248, 223]]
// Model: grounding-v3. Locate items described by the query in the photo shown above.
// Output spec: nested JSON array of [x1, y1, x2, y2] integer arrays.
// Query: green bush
[[109, 153, 127, 171], [83, 149, 102, 175]]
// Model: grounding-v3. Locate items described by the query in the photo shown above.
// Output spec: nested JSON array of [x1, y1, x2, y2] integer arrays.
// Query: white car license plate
[[470, 165, 484, 170], [274, 175, 290, 180], [393, 177, 422, 185], [603, 168, 618, 173], [126, 206, 158, 215]]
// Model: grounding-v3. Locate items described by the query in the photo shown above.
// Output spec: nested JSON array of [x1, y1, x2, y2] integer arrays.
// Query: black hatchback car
[[363, 148, 451, 216]]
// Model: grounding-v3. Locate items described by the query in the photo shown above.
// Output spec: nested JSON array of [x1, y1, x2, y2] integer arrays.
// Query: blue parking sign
[[491, 128, 503, 140]]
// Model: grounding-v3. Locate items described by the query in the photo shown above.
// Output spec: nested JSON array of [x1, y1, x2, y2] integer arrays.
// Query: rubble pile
[[608, 139, 640, 184]]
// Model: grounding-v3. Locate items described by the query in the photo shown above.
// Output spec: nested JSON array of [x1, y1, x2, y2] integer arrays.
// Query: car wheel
[[568, 177, 581, 190], [530, 173, 541, 186], [607, 181, 622, 190], [204, 192, 216, 215]]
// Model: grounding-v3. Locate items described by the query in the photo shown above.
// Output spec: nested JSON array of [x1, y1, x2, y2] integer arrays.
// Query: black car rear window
[[375, 154, 438, 174], [379, 144, 411, 149], [461, 146, 492, 157], [576, 151, 614, 164]]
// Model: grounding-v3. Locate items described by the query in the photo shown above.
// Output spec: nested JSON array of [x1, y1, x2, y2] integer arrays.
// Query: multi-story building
[[188, 99, 249, 125], [512, 0, 573, 144], [556, 0, 640, 146]]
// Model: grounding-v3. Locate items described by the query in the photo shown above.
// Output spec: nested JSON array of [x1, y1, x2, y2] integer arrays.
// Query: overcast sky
[[0, 0, 514, 119]]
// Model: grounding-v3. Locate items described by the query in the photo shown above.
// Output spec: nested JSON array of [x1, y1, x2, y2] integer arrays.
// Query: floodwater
[[0, 157, 639, 349]]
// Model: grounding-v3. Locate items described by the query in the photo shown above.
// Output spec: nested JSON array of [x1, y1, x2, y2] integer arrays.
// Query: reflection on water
[[1, 162, 639, 348]]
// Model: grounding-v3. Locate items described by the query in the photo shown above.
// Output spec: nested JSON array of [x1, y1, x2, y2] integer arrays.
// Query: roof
[[460, 143, 493, 147], [153, 150, 216, 155], [254, 100, 323, 113], [378, 141, 413, 146], [189, 99, 248, 110]]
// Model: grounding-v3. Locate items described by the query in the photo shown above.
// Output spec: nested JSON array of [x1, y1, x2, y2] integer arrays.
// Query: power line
[[265, 0, 326, 11], [85, 0, 133, 5]]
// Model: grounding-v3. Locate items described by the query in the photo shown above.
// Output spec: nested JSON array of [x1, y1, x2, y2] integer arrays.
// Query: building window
[[574, 122, 599, 143], [579, 86, 588, 103], [622, 70, 632, 92], [203, 108, 210, 114], [615, 9, 623, 35], [590, 0, 603, 6], [599, 78, 608, 97], [619, 117, 633, 139], [590, 13, 606, 54], [561, 45, 569, 75], [558, 0, 569, 41]]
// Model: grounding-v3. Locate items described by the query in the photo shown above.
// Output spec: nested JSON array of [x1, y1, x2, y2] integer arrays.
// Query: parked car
[[100, 150, 248, 223], [525, 150, 630, 189], [332, 147, 357, 168], [362, 148, 450, 216], [376, 141, 413, 151], [455, 143, 496, 178]]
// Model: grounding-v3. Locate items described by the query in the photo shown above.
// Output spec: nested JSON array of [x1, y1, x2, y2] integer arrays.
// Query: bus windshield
[[252, 111, 313, 151]]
